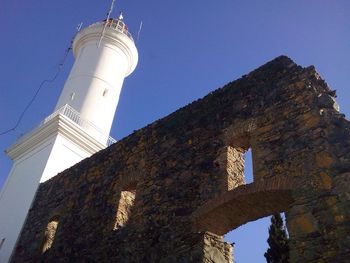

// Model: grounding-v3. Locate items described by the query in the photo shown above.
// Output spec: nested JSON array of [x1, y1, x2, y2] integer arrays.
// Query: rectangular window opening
[[114, 183, 137, 230], [41, 215, 60, 254]]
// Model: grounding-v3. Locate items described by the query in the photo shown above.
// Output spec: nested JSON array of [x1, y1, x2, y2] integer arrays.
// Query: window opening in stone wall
[[243, 148, 253, 184], [41, 215, 60, 253], [114, 183, 137, 230]]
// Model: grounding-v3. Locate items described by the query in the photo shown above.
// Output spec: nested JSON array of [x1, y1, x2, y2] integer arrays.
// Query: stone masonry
[[11, 56, 350, 262]]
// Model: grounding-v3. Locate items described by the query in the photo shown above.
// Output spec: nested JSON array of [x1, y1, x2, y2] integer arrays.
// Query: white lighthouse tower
[[0, 15, 138, 262]]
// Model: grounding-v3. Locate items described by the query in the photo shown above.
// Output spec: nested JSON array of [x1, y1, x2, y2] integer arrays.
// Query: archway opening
[[224, 212, 289, 263], [224, 216, 270, 262]]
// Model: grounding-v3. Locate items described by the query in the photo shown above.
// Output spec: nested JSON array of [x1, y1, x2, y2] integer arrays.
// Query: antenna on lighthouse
[[137, 21, 143, 42], [76, 22, 83, 32], [98, 0, 116, 47]]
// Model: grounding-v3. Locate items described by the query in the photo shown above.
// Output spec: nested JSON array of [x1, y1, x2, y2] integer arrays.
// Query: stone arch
[[192, 176, 298, 235]]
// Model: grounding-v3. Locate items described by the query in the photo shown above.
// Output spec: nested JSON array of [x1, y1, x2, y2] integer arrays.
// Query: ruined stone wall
[[11, 56, 350, 263]]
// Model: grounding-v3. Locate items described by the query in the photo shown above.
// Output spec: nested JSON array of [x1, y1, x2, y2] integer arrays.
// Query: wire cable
[[0, 42, 73, 136]]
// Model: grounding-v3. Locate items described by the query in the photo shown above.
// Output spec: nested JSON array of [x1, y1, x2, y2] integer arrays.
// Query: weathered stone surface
[[11, 56, 350, 263]]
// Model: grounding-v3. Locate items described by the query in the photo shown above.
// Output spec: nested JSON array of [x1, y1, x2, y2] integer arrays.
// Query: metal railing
[[16, 104, 116, 147], [91, 19, 134, 41], [44, 104, 116, 147]]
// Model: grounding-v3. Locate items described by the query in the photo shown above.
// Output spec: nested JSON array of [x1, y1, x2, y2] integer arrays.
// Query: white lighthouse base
[[0, 108, 110, 262]]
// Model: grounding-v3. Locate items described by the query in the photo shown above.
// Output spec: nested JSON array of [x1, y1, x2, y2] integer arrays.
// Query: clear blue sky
[[0, 1, 349, 262]]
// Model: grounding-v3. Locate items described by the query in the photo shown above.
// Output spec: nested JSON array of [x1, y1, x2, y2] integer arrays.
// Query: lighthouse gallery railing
[[17, 104, 116, 147], [44, 104, 117, 147]]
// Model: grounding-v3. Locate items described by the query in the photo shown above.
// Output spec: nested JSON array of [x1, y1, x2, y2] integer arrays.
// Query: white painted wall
[[39, 133, 91, 182], [0, 137, 56, 263], [0, 125, 101, 262]]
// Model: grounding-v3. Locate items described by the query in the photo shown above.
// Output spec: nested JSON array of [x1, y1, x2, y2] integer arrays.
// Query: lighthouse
[[0, 15, 138, 262]]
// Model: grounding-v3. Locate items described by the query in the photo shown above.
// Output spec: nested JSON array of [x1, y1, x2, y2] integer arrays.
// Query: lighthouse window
[[41, 215, 60, 253], [70, 92, 75, 101], [103, 89, 109, 97]]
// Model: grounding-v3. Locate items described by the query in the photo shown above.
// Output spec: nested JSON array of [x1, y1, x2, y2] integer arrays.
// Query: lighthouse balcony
[[14, 104, 116, 150], [44, 104, 117, 147]]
